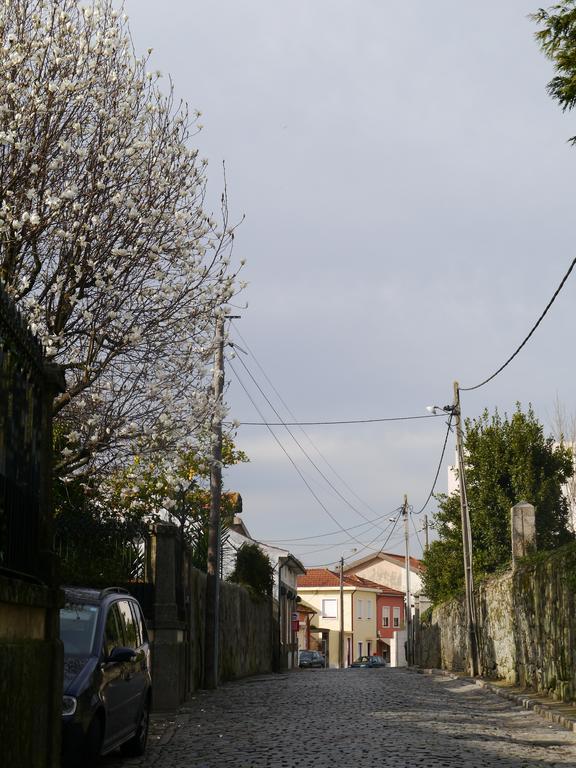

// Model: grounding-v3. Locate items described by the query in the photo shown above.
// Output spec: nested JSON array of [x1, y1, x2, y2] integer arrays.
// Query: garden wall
[[416, 543, 576, 702], [146, 524, 274, 712]]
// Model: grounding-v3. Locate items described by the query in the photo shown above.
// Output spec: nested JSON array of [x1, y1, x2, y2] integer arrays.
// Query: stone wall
[[416, 543, 576, 703], [219, 581, 273, 681], [147, 525, 274, 712], [0, 578, 63, 768]]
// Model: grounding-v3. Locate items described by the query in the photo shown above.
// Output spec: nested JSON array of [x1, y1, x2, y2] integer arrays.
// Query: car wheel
[[83, 714, 103, 767], [121, 696, 150, 757]]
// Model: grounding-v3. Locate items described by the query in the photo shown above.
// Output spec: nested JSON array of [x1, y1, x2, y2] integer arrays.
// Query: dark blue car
[[60, 586, 152, 767]]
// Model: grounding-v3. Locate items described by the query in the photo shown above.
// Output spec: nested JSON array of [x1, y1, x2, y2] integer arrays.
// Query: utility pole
[[452, 381, 479, 677], [204, 314, 226, 689], [424, 514, 429, 553], [339, 556, 344, 668], [402, 495, 412, 666]]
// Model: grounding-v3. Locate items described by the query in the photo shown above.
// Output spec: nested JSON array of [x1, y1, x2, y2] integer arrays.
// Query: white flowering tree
[[0, 0, 241, 475]]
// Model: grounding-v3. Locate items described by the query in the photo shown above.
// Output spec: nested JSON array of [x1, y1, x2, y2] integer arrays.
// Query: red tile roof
[[297, 568, 340, 587], [297, 568, 402, 593]]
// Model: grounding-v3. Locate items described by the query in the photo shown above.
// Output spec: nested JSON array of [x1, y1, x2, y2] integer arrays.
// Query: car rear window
[[60, 603, 99, 656]]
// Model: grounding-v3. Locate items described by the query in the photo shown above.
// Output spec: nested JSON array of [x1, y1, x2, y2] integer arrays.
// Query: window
[[59, 603, 99, 656], [367, 641, 372, 656], [129, 602, 146, 647], [322, 599, 337, 618], [357, 598, 363, 619], [117, 600, 139, 649], [104, 605, 123, 657], [366, 600, 372, 620], [382, 606, 390, 628], [393, 606, 400, 628], [358, 641, 363, 658]]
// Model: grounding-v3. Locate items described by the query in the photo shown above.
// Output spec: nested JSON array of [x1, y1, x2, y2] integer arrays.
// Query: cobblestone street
[[104, 668, 576, 768]]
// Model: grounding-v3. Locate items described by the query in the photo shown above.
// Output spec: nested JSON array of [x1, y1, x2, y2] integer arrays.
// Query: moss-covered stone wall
[[416, 543, 576, 703], [219, 581, 272, 682]]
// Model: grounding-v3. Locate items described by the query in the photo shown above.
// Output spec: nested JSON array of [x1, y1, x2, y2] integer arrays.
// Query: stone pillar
[[150, 524, 185, 711], [511, 502, 536, 567]]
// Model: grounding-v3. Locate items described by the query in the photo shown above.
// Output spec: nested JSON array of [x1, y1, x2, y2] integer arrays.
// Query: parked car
[[298, 650, 325, 668], [60, 586, 152, 767], [350, 655, 387, 668]]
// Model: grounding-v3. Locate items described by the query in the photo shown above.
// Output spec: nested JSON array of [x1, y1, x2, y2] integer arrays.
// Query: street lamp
[[427, 382, 479, 677]]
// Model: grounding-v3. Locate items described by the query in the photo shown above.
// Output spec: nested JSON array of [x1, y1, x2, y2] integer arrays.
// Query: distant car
[[298, 650, 325, 668], [60, 586, 152, 767], [350, 655, 387, 668]]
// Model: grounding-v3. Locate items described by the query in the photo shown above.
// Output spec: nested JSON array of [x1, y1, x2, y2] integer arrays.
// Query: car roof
[[63, 586, 132, 605]]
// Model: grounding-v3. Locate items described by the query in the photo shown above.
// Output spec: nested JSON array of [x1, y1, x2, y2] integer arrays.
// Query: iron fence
[[0, 286, 46, 579]]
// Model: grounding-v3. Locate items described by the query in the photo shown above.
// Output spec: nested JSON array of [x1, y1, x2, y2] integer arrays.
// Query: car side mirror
[[106, 646, 137, 664]]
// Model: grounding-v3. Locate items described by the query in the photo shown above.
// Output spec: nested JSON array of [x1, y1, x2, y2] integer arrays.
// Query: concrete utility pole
[[339, 556, 344, 668], [402, 495, 412, 665], [205, 314, 226, 689], [452, 381, 479, 677]]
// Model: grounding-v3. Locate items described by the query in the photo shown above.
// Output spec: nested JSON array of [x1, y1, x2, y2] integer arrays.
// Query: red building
[[376, 586, 406, 662]]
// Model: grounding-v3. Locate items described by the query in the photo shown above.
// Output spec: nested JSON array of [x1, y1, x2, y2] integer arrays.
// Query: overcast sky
[[125, 0, 576, 568]]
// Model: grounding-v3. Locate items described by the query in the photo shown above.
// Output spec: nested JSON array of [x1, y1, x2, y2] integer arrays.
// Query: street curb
[[417, 667, 576, 733]]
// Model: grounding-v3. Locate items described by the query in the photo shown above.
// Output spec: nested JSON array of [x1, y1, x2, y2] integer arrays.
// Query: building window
[[382, 606, 390, 627], [322, 599, 337, 618], [393, 606, 400, 628], [367, 641, 372, 656], [358, 641, 363, 657], [366, 599, 372, 620], [357, 598, 363, 619]]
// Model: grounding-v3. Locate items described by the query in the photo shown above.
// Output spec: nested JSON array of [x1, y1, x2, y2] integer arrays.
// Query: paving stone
[[102, 668, 576, 767]]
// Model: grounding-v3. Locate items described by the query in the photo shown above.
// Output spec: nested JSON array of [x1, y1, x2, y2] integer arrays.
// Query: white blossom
[[0, 0, 242, 480]]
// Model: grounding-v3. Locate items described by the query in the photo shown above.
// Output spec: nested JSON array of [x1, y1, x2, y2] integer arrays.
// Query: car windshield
[[300, 651, 314, 659], [60, 602, 99, 655]]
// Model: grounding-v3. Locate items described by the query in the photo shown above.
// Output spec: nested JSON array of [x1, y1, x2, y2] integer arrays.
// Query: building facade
[[297, 569, 382, 667]]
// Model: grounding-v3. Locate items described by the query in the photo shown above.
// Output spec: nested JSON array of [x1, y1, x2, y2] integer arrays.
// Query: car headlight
[[62, 696, 77, 716]]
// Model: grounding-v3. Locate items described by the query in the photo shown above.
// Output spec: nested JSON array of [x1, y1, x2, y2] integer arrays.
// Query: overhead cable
[[264, 506, 403, 543], [304, 511, 402, 568], [410, 511, 424, 553], [228, 359, 385, 552], [233, 413, 445, 426], [231, 324, 382, 518], [461, 257, 576, 392], [413, 413, 454, 515], [233, 352, 388, 528]]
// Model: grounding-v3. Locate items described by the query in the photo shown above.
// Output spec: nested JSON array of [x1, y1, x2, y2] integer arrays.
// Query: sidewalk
[[418, 667, 576, 733]]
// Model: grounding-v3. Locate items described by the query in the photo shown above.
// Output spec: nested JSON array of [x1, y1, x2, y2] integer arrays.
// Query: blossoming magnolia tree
[[0, 0, 241, 476]]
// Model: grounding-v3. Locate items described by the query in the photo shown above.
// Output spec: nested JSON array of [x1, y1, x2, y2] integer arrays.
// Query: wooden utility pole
[[204, 314, 225, 689], [402, 495, 412, 665], [452, 381, 479, 677], [339, 556, 344, 668], [424, 514, 429, 553]]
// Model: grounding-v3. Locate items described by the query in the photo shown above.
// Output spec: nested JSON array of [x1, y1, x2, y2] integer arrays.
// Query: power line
[[233, 413, 445, 426], [264, 507, 403, 543], [304, 514, 401, 568], [461, 257, 576, 392], [374, 509, 402, 557], [413, 412, 454, 515], [233, 352, 389, 528], [410, 510, 424, 553], [293, 516, 402, 559], [231, 324, 383, 519], [228, 359, 385, 552]]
